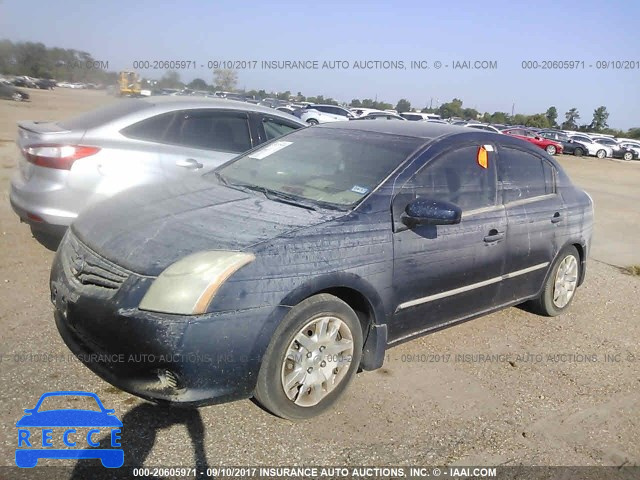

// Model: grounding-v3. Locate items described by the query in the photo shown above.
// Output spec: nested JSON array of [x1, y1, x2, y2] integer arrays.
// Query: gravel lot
[[0, 89, 638, 473]]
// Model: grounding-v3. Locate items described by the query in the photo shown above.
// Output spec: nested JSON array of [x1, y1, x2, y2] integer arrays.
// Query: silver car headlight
[[139, 251, 255, 315]]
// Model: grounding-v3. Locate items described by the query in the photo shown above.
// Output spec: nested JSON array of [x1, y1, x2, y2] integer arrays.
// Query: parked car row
[[5, 75, 57, 90], [0, 80, 30, 101], [0, 74, 108, 92]]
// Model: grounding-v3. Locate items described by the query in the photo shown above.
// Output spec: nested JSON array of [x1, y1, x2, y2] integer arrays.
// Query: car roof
[[59, 97, 306, 131], [316, 119, 468, 139], [139, 96, 291, 115], [309, 104, 347, 108]]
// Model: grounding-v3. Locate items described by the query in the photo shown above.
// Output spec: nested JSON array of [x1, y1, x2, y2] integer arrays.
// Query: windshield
[[212, 127, 424, 207]]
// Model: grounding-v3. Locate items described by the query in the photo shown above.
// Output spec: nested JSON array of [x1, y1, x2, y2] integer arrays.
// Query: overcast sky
[[1, 0, 639, 128]]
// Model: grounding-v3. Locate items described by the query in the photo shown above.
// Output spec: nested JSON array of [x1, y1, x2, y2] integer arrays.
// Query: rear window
[[58, 99, 152, 130], [499, 147, 554, 202], [120, 112, 176, 142]]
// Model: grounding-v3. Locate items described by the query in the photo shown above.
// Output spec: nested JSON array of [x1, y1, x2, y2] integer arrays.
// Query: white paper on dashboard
[[248, 141, 293, 159]]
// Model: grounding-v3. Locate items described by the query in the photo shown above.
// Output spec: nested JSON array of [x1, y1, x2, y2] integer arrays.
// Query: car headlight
[[139, 251, 255, 315]]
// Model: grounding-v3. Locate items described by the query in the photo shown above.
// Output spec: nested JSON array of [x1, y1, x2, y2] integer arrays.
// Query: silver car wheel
[[12, 92, 23, 101], [281, 316, 354, 407], [623, 152, 633, 161], [596, 149, 606, 159], [553, 255, 578, 308], [546, 145, 556, 155]]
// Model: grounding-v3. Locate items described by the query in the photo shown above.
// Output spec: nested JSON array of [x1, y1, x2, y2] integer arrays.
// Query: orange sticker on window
[[477, 146, 488, 169]]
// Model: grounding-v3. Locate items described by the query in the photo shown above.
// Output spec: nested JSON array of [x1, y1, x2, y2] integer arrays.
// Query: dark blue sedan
[[51, 121, 594, 420]]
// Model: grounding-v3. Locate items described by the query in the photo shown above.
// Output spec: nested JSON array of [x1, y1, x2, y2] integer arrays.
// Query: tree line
[[0, 40, 117, 84]]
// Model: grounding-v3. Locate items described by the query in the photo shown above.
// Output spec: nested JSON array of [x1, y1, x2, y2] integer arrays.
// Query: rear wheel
[[254, 294, 363, 420], [545, 144, 557, 155], [528, 246, 580, 316], [573, 147, 584, 157], [306, 118, 319, 125], [596, 149, 606, 159]]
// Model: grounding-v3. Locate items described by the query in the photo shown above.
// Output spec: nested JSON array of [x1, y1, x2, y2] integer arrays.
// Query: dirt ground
[[0, 89, 638, 471]]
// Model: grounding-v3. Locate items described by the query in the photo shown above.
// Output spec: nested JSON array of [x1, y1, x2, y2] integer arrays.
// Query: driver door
[[389, 144, 508, 342]]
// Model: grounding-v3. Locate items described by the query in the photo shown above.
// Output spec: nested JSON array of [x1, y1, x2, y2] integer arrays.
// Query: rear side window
[[499, 147, 555, 203], [165, 110, 252, 152], [410, 145, 497, 211], [59, 99, 152, 130], [120, 112, 175, 141], [263, 118, 299, 140]]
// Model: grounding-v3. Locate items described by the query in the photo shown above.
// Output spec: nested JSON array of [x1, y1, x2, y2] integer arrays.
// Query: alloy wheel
[[553, 255, 578, 308]]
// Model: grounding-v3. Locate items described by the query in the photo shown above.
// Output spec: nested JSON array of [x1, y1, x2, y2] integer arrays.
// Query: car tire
[[528, 245, 580, 317], [254, 293, 363, 420], [545, 145, 557, 155], [12, 92, 23, 102], [596, 149, 606, 159], [623, 152, 633, 161], [573, 147, 584, 157], [306, 118, 319, 125]]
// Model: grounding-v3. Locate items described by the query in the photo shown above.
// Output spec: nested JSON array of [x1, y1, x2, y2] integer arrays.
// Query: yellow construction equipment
[[118, 71, 141, 96]]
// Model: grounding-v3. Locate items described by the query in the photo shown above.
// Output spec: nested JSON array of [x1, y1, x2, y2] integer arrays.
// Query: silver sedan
[[10, 97, 305, 243]]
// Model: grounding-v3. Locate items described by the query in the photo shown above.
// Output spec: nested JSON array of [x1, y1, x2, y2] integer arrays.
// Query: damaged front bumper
[[51, 234, 288, 407]]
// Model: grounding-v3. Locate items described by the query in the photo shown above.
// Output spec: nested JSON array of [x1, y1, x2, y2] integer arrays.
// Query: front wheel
[[12, 92, 23, 101], [254, 294, 363, 420], [623, 152, 633, 161], [545, 144, 557, 155], [528, 246, 580, 316], [596, 149, 606, 159], [573, 147, 584, 157], [306, 118, 319, 125]]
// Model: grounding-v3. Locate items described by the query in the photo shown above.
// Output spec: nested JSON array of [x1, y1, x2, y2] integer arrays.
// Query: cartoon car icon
[[15, 391, 123, 468]]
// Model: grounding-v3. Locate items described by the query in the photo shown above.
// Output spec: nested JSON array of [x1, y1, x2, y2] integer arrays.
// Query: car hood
[[72, 178, 341, 276]]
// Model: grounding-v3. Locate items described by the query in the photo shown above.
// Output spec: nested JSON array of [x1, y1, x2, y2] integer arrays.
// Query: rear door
[[157, 109, 254, 178], [497, 145, 566, 302]]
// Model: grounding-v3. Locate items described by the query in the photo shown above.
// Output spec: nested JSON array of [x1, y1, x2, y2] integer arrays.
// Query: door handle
[[483, 228, 504, 243], [551, 212, 563, 223], [176, 158, 203, 170]]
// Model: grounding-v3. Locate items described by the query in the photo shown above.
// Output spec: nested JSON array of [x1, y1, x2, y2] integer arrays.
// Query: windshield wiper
[[213, 171, 228, 186], [217, 177, 348, 212], [257, 187, 319, 211]]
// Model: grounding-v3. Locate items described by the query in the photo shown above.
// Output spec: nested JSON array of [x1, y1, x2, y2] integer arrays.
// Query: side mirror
[[402, 198, 461, 227]]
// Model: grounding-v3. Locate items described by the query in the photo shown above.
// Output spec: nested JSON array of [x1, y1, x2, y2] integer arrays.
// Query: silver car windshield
[[213, 127, 424, 207]]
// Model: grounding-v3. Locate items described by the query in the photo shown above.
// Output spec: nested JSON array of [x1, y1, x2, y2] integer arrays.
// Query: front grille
[[62, 233, 129, 290]]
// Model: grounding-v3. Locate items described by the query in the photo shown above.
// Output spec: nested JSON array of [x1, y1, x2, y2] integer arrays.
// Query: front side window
[[499, 146, 555, 203], [213, 127, 424, 207], [331, 107, 350, 117], [165, 110, 251, 152], [409, 145, 497, 211]]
